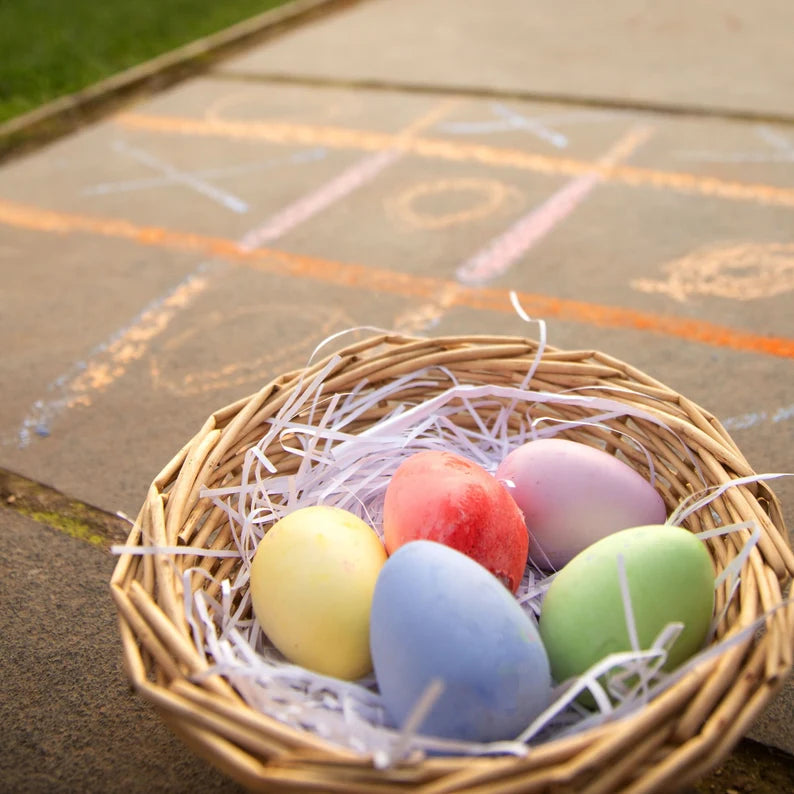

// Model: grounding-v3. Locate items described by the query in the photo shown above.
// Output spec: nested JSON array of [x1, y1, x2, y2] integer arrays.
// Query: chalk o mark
[[388, 178, 521, 231], [632, 242, 794, 302], [149, 304, 357, 396]]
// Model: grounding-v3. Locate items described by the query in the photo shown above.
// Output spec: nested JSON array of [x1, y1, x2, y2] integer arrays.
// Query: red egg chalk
[[383, 450, 529, 592]]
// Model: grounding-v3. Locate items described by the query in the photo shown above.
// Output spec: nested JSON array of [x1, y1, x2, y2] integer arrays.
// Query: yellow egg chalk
[[249, 505, 387, 680]]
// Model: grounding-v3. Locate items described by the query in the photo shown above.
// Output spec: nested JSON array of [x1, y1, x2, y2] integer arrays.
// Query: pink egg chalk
[[383, 450, 529, 592], [496, 438, 667, 570]]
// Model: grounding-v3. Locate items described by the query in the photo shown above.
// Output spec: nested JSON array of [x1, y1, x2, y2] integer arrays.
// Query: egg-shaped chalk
[[249, 505, 387, 680], [538, 524, 715, 688], [383, 450, 529, 592], [370, 540, 552, 742], [496, 438, 667, 570]]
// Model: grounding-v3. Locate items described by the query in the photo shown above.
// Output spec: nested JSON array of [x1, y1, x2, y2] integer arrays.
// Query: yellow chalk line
[[116, 112, 794, 208]]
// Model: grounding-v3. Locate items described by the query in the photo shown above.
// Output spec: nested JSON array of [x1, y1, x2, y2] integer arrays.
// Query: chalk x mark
[[109, 140, 251, 214], [438, 105, 623, 149], [440, 103, 568, 147], [82, 148, 327, 198]]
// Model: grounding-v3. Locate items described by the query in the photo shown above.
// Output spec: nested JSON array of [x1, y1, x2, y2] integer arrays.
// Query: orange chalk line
[[1, 197, 791, 360], [117, 113, 794, 208]]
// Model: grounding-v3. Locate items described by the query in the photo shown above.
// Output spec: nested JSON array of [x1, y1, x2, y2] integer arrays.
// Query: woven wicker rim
[[111, 333, 794, 793]]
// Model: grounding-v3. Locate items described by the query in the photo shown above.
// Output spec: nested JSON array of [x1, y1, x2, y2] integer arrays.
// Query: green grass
[[0, 0, 292, 123]]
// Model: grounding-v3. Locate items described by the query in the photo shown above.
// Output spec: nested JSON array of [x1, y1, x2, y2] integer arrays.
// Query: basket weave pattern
[[111, 334, 794, 793]]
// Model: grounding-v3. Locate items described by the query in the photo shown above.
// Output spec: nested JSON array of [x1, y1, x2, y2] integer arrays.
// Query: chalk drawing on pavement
[[437, 104, 623, 149], [148, 304, 356, 396], [238, 99, 460, 250], [631, 242, 794, 302], [11, 100, 460, 446], [393, 283, 461, 334], [387, 177, 523, 231], [675, 125, 794, 165], [1, 198, 792, 362], [15, 266, 216, 447], [722, 403, 794, 432], [116, 111, 794, 209], [388, 124, 653, 332], [82, 145, 327, 203], [94, 140, 252, 213]]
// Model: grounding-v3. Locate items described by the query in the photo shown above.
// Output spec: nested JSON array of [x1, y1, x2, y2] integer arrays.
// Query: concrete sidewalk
[[1, 0, 793, 790]]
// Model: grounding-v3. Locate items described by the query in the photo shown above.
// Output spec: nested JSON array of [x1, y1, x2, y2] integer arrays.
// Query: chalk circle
[[388, 178, 522, 231], [205, 87, 363, 125], [632, 242, 794, 302], [149, 304, 356, 397]]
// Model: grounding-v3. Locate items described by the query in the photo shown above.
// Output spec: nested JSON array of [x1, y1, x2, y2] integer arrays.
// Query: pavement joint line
[[0, 466, 131, 549], [208, 70, 794, 129], [0, 197, 792, 361], [115, 112, 794, 209], [0, 0, 367, 163]]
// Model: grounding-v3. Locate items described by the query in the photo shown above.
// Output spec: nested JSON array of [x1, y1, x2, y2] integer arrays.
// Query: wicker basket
[[111, 333, 794, 793]]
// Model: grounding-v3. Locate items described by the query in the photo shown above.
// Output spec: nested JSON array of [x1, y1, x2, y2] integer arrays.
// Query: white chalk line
[[722, 403, 794, 432], [110, 140, 251, 214], [81, 147, 327, 198]]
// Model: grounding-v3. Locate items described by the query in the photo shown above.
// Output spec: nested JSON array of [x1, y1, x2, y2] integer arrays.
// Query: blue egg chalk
[[370, 540, 551, 742]]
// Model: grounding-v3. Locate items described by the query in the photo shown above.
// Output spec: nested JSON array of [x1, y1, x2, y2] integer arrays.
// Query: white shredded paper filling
[[113, 323, 791, 766]]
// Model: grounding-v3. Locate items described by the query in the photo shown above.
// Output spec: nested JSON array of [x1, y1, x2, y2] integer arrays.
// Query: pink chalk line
[[238, 149, 402, 250], [456, 125, 655, 286]]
